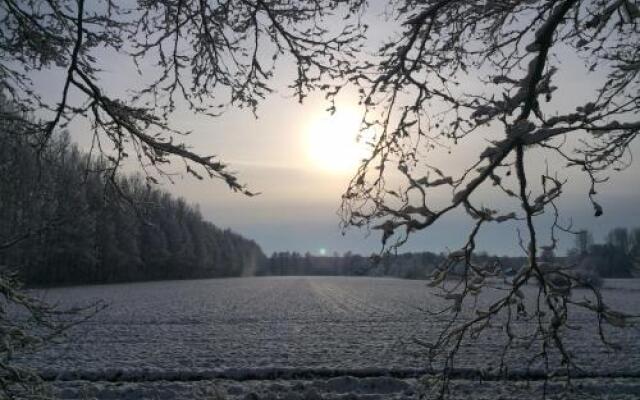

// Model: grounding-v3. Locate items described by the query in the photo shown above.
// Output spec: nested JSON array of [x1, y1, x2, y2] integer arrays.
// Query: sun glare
[[305, 108, 369, 173]]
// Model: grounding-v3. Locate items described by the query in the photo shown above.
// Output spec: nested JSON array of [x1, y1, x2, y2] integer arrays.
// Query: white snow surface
[[16, 277, 640, 399]]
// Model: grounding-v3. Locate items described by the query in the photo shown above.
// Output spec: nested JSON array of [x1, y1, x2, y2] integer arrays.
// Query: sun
[[305, 108, 369, 173]]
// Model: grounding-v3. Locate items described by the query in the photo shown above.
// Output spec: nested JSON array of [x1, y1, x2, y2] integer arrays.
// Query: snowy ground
[[17, 277, 640, 399]]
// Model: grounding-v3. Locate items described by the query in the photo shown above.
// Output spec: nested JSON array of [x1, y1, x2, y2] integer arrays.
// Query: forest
[[0, 126, 265, 286]]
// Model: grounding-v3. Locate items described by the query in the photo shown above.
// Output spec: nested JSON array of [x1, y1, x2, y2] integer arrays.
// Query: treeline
[[569, 228, 640, 278], [258, 251, 527, 279], [259, 238, 639, 280], [0, 129, 265, 286], [258, 252, 371, 277]]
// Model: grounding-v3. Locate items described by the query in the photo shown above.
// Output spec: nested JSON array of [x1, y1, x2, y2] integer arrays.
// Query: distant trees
[[258, 251, 529, 280], [632, 228, 640, 262], [260, 251, 374, 277], [0, 126, 265, 286], [608, 228, 630, 255], [570, 227, 639, 278]]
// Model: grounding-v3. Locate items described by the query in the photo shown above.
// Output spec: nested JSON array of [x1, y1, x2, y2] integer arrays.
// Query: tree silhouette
[[338, 1, 638, 398], [1, 0, 365, 192]]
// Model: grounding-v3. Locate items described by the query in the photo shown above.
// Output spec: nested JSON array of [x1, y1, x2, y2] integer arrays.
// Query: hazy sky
[[32, 2, 640, 257]]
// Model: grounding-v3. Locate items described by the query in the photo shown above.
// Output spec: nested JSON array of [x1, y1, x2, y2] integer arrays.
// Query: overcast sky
[[32, 2, 640, 257]]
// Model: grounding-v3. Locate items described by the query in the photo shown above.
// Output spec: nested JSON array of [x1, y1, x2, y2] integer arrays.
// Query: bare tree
[[1, 0, 365, 190], [339, 1, 638, 398]]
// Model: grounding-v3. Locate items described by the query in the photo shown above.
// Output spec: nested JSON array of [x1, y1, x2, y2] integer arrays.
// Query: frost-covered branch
[[340, 1, 638, 398]]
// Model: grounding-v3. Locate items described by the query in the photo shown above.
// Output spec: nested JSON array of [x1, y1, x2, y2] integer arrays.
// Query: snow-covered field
[[19, 277, 640, 399]]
